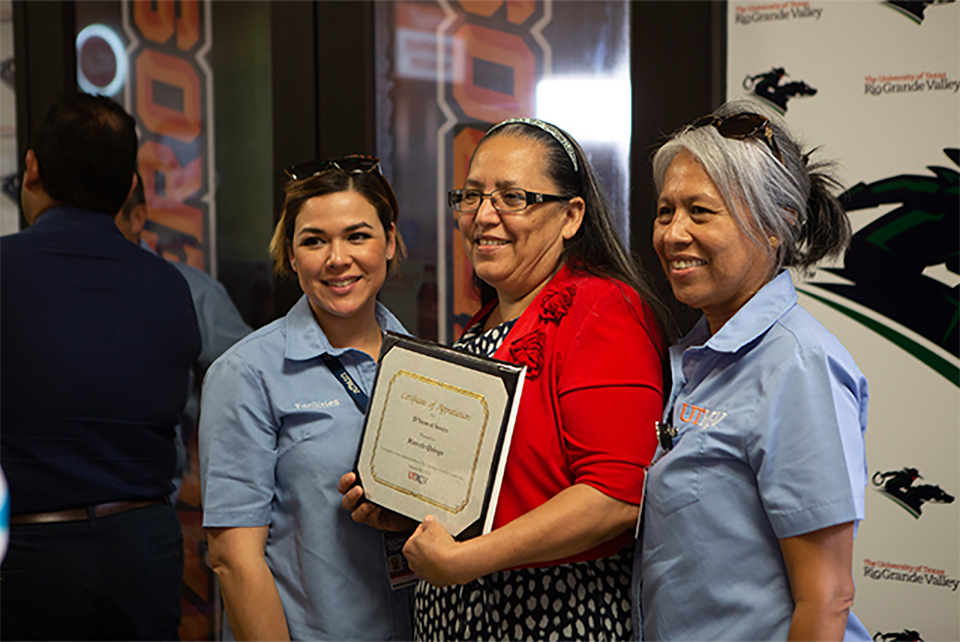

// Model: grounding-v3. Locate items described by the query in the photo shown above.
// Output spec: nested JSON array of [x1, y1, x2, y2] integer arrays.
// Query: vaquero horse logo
[[872, 467, 955, 518], [799, 149, 959, 387], [742, 67, 817, 114], [884, 0, 955, 24], [874, 629, 923, 642], [1, 172, 18, 205]]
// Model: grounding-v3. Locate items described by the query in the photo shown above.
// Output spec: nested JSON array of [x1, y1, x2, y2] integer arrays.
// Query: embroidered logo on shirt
[[294, 399, 341, 410], [678, 402, 727, 429]]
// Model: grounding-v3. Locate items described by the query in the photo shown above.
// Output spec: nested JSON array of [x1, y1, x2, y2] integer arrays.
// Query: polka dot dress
[[414, 550, 634, 641], [412, 318, 635, 641], [453, 316, 518, 357]]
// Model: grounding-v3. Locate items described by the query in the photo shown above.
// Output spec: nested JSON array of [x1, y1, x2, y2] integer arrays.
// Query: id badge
[[382, 530, 418, 590]]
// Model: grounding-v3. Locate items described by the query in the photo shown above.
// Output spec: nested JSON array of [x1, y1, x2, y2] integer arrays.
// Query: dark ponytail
[[792, 157, 851, 269]]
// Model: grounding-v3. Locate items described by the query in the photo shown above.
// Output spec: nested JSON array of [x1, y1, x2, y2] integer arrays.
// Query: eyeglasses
[[284, 154, 381, 181], [690, 112, 785, 166], [448, 188, 569, 217]]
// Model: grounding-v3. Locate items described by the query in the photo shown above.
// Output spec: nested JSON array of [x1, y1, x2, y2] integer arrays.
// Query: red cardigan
[[463, 264, 664, 566]]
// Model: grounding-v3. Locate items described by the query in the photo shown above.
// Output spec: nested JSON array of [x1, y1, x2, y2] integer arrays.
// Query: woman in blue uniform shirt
[[635, 102, 871, 640], [199, 156, 411, 641]]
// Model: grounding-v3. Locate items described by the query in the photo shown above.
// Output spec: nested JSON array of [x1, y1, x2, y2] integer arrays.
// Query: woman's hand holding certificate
[[338, 472, 416, 532], [401, 515, 463, 587]]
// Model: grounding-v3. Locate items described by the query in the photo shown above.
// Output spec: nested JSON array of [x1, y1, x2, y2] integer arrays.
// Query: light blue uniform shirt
[[636, 271, 870, 640], [139, 239, 251, 372], [200, 295, 411, 641], [139, 240, 251, 500]]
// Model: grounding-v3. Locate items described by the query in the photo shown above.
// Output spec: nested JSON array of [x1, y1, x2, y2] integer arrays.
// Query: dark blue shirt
[[1, 207, 201, 514]]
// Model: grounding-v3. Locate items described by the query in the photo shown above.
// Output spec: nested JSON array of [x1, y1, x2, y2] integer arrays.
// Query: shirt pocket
[[276, 404, 343, 456], [648, 428, 704, 517], [277, 409, 360, 487]]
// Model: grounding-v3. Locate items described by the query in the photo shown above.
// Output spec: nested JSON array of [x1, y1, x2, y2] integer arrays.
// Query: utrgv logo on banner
[[799, 149, 959, 387], [884, 0, 956, 24], [863, 557, 959, 591], [872, 467, 955, 518], [733, 2, 825, 25], [863, 72, 960, 96], [742, 67, 817, 113]]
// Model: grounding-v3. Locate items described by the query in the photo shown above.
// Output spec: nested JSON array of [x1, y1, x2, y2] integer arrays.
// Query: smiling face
[[653, 149, 774, 334], [458, 134, 584, 304], [289, 190, 395, 328]]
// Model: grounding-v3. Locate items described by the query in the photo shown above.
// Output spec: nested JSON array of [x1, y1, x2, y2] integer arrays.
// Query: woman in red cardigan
[[342, 117, 668, 641]]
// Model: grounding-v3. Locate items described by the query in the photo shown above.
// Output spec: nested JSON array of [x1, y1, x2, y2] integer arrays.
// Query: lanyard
[[320, 353, 369, 414]]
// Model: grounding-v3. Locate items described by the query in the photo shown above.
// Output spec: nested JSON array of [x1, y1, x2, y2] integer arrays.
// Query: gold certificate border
[[370, 369, 490, 514]]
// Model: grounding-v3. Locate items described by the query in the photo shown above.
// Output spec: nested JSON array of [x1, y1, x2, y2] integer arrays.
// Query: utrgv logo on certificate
[[407, 470, 429, 485]]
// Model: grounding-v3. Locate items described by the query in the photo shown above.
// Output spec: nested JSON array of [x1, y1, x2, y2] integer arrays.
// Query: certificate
[[355, 332, 526, 540]]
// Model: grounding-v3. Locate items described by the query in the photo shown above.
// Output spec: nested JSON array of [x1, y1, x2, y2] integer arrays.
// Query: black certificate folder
[[355, 332, 526, 541]]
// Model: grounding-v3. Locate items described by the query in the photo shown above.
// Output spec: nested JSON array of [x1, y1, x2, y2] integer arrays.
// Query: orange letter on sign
[[139, 141, 202, 204], [177, 0, 200, 51], [136, 50, 202, 143], [138, 144, 205, 265], [452, 127, 486, 320], [506, 1, 535, 24], [135, 0, 175, 44], [460, 1, 503, 17], [460, 1, 535, 24], [452, 23, 535, 124]]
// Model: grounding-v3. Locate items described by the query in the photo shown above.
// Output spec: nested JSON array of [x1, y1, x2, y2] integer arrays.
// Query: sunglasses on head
[[284, 154, 381, 181], [690, 112, 785, 166]]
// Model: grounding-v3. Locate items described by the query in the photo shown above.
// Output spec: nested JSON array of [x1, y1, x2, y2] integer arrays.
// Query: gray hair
[[652, 99, 850, 274]]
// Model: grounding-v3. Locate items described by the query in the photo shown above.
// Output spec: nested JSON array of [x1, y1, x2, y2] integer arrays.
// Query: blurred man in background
[[1, 92, 200, 640], [115, 173, 251, 501]]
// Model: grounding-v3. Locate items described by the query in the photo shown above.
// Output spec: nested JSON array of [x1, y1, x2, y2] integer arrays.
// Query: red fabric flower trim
[[540, 282, 576, 322], [509, 328, 546, 379]]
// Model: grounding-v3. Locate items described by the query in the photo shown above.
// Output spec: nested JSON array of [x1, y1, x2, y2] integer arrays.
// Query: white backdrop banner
[[728, 1, 959, 639]]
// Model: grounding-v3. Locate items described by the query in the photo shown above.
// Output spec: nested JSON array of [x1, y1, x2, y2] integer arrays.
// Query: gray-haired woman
[[635, 100, 871, 640]]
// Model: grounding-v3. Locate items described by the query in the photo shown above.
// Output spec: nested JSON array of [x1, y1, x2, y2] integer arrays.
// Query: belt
[[10, 498, 168, 525]]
